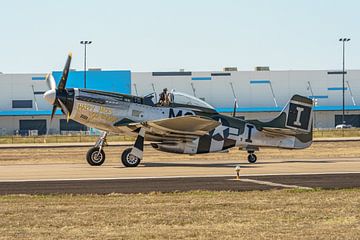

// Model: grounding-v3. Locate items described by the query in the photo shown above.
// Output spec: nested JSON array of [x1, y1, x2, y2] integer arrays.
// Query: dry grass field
[[0, 139, 359, 239], [0, 189, 359, 239]]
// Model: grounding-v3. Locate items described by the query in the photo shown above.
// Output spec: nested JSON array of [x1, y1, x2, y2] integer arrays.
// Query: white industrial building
[[1, 68, 359, 135]]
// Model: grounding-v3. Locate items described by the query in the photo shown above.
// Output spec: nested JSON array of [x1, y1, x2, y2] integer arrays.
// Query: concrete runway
[[1, 142, 360, 194]]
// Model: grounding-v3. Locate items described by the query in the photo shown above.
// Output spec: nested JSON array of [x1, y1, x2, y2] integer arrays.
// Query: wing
[[119, 115, 220, 141]]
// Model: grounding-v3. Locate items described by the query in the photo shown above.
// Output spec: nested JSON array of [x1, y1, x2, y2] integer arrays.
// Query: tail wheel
[[86, 147, 106, 166], [247, 154, 257, 163], [121, 148, 141, 167]]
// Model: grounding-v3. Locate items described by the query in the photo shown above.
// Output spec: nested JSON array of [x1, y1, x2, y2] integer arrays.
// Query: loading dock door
[[19, 120, 47, 135]]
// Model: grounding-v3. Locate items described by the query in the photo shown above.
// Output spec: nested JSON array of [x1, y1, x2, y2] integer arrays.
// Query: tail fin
[[282, 94, 313, 133], [251, 95, 313, 148]]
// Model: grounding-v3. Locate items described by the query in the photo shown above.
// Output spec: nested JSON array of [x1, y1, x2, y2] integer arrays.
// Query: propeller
[[43, 53, 72, 139]]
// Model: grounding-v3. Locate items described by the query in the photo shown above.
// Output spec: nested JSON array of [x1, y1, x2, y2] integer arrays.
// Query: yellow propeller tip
[[68, 52, 72, 57]]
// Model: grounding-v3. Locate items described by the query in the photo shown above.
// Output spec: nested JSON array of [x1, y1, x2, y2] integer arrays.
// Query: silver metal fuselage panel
[[69, 89, 310, 154]]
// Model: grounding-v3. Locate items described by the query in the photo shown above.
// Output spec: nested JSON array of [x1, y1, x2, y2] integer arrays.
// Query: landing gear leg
[[247, 150, 257, 163], [121, 128, 145, 167], [86, 132, 108, 166]]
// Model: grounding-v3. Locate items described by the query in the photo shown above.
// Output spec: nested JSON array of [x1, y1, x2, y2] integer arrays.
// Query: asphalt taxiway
[[0, 173, 359, 194]]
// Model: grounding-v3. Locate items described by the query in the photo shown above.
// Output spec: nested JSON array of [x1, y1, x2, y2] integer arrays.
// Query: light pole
[[339, 38, 350, 124], [80, 40, 92, 88]]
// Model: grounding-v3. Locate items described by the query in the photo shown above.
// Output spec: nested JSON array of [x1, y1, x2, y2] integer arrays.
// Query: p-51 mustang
[[44, 53, 313, 167]]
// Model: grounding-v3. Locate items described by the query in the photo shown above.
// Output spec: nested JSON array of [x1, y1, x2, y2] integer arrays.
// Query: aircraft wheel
[[121, 148, 141, 167], [247, 154, 257, 163], [86, 147, 106, 166]]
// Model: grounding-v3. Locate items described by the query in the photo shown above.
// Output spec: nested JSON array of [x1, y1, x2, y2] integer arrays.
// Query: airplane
[[43, 53, 313, 167]]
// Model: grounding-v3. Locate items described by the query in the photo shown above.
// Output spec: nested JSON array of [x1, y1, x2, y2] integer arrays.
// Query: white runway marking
[[239, 178, 313, 190]]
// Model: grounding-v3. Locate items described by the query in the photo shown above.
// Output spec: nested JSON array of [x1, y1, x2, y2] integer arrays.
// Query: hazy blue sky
[[0, 0, 359, 73]]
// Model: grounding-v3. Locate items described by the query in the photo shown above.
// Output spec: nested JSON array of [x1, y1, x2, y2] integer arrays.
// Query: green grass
[[0, 189, 359, 239]]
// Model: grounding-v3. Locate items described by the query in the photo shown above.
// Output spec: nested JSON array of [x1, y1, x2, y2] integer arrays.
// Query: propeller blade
[[58, 52, 72, 91], [58, 98, 69, 116], [45, 73, 56, 90], [50, 105, 57, 121], [44, 105, 57, 143]]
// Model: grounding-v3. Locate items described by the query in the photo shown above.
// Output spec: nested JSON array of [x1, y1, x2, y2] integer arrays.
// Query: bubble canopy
[[143, 91, 215, 110], [171, 91, 215, 110]]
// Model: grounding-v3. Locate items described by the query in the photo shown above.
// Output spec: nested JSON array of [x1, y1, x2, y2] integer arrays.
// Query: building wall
[[131, 70, 360, 110], [0, 73, 49, 111], [1, 69, 360, 135]]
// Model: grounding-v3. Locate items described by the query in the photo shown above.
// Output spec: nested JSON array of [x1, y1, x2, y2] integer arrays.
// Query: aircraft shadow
[[111, 159, 335, 169]]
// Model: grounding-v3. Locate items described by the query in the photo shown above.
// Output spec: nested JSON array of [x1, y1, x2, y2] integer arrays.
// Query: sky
[[0, 0, 359, 73]]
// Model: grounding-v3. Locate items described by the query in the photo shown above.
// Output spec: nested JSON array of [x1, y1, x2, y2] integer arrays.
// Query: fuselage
[[54, 88, 308, 154]]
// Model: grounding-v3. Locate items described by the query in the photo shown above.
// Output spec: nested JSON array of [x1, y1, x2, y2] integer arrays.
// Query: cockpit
[[171, 91, 215, 109], [143, 91, 215, 110]]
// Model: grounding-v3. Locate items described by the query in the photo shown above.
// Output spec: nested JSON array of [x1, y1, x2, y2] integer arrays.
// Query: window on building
[[19, 120, 47, 135], [335, 114, 360, 127], [12, 100, 32, 108]]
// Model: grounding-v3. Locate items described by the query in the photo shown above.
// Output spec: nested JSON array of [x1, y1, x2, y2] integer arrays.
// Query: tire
[[86, 147, 106, 166], [247, 154, 257, 163], [121, 148, 141, 167]]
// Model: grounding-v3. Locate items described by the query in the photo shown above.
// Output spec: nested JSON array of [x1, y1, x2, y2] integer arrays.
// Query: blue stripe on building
[[250, 80, 271, 84], [308, 95, 329, 99], [0, 109, 63, 116], [191, 77, 212, 81], [328, 87, 348, 91], [52, 70, 131, 94], [32, 76, 46, 80]]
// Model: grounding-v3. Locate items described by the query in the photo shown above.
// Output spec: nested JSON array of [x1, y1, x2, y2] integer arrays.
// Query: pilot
[[159, 88, 169, 106], [169, 89, 175, 103]]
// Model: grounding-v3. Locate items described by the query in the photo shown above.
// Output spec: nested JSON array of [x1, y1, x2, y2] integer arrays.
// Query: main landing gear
[[121, 148, 141, 167], [86, 128, 145, 167], [121, 128, 145, 167]]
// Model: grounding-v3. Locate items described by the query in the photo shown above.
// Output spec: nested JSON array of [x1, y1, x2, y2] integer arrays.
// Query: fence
[[0, 129, 359, 144], [0, 134, 135, 144]]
